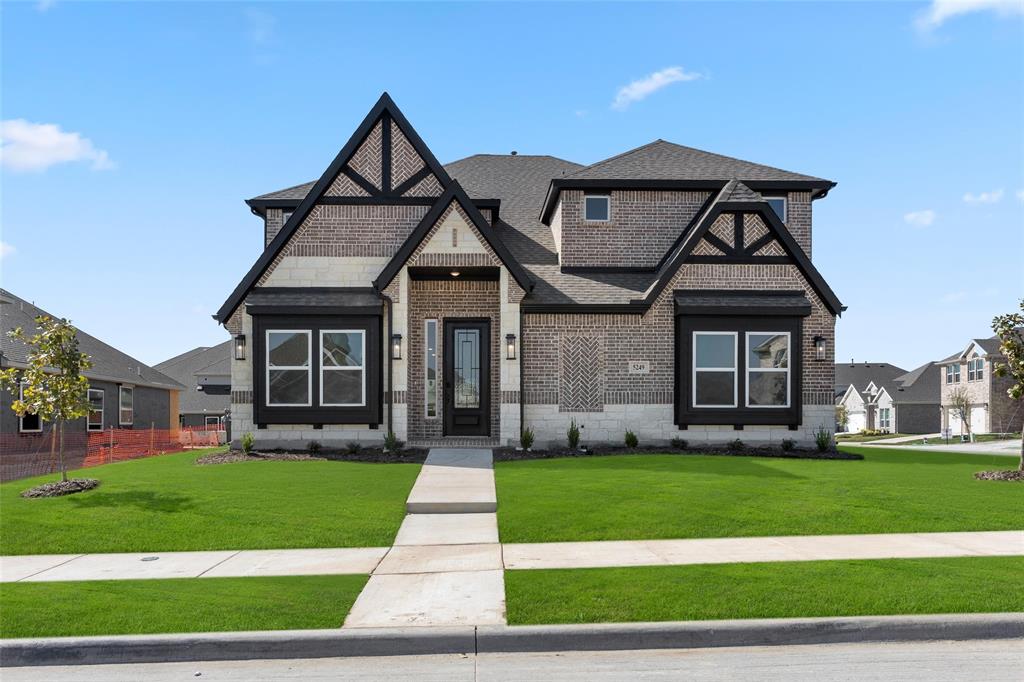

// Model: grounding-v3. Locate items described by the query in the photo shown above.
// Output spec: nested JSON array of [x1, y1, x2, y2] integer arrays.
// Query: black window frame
[[18, 383, 42, 433], [675, 315, 803, 427], [87, 388, 104, 432], [252, 314, 382, 425]]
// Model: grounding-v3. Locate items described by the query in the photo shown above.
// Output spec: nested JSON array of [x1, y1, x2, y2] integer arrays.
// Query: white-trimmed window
[[745, 332, 790, 408], [205, 416, 221, 428], [320, 330, 365, 407], [88, 389, 104, 431], [18, 383, 42, 433], [584, 195, 610, 222], [282, 210, 293, 224], [266, 330, 312, 406], [425, 319, 438, 418], [765, 196, 787, 222], [879, 407, 891, 430], [693, 332, 738, 408], [967, 358, 984, 382], [119, 386, 134, 426]]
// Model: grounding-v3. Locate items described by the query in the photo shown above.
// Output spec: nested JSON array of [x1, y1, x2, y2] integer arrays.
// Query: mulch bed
[[21, 478, 100, 498], [494, 444, 861, 462], [196, 447, 429, 466], [974, 470, 1024, 482]]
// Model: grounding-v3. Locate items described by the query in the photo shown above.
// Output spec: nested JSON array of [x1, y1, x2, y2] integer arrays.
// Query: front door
[[443, 319, 490, 436]]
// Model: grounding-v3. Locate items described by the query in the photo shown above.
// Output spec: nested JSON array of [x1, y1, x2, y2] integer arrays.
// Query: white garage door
[[970, 406, 988, 435]]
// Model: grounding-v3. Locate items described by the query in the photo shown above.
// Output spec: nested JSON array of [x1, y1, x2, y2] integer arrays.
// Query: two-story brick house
[[939, 335, 1023, 436], [215, 94, 844, 448]]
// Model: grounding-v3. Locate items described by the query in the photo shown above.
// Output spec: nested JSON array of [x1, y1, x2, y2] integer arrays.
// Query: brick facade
[[940, 353, 1024, 434]]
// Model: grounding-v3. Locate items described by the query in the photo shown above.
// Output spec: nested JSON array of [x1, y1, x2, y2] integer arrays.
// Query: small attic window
[[584, 195, 610, 222], [282, 210, 294, 224], [764, 196, 787, 222]]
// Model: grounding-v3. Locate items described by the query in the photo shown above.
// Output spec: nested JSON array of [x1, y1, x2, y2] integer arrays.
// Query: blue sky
[[2, 1, 1022, 371]]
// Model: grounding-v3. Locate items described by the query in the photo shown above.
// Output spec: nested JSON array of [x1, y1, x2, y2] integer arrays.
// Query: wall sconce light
[[391, 333, 403, 360], [506, 333, 517, 360], [813, 335, 826, 361], [234, 334, 246, 361]]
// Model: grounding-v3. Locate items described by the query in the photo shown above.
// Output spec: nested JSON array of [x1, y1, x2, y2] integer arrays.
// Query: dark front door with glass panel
[[443, 320, 490, 436]]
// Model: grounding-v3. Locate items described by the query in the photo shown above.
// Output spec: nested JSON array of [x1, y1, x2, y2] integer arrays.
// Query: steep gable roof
[[216, 93, 452, 323], [372, 182, 533, 292]]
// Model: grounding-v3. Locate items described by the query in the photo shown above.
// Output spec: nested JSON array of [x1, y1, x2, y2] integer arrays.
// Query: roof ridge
[[564, 139, 665, 178]]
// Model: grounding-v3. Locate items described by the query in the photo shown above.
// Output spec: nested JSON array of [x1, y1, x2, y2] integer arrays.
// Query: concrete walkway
[[858, 438, 1021, 456], [343, 448, 506, 628], [860, 433, 941, 444]]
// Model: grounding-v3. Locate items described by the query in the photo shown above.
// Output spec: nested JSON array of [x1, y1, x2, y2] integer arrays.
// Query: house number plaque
[[628, 361, 649, 374]]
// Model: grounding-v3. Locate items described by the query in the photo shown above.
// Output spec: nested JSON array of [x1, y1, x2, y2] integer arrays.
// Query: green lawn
[[0, 574, 366, 638], [1, 449, 420, 555], [835, 433, 908, 443], [495, 446, 1022, 543], [505, 556, 1024, 625]]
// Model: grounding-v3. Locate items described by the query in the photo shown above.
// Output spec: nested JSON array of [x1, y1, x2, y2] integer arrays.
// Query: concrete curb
[[2, 613, 1021, 668]]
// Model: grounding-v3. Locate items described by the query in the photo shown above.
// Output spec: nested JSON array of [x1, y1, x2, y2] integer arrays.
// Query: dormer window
[[584, 195, 610, 222], [765, 196, 787, 222]]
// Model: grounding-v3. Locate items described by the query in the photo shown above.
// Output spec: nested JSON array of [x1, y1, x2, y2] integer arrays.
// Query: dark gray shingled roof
[[252, 181, 316, 201], [0, 288, 184, 392], [936, 335, 1008, 365], [155, 342, 231, 415], [564, 140, 831, 183], [834, 362, 908, 398], [889, 361, 940, 404]]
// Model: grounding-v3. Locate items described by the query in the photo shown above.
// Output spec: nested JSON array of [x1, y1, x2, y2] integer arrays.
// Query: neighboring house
[[836, 361, 941, 434], [215, 93, 844, 449], [0, 288, 184, 440], [938, 335, 1023, 436], [155, 342, 231, 428]]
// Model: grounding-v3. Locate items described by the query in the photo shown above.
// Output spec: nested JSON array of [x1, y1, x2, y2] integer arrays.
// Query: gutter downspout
[[381, 291, 394, 435], [519, 306, 525, 443]]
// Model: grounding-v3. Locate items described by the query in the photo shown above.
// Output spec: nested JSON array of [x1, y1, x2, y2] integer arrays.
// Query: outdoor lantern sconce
[[813, 335, 827, 361], [391, 334, 403, 360], [506, 333, 517, 360], [234, 334, 246, 361]]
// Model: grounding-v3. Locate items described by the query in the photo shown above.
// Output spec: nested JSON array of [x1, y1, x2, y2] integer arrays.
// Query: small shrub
[[308, 440, 322, 455], [567, 419, 581, 449], [727, 438, 745, 453], [346, 441, 362, 455], [383, 430, 402, 452], [670, 437, 688, 450], [814, 425, 833, 452], [520, 427, 535, 450], [624, 430, 638, 448], [241, 432, 255, 454], [781, 438, 796, 452]]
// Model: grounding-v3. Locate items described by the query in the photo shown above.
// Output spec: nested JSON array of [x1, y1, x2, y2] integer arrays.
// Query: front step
[[405, 448, 496, 514]]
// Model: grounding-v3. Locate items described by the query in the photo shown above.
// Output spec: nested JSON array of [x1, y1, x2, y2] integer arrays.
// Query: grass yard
[[835, 433, 909, 443], [505, 556, 1024, 625], [1, 449, 420, 555], [494, 446, 1022, 543], [0, 574, 366, 638]]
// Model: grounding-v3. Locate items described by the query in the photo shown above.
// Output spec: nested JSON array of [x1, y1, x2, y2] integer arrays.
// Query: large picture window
[[88, 388, 104, 431], [692, 332, 737, 407], [425, 319, 438, 418], [320, 330, 365, 406], [119, 386, 134, 426], [266, 330, 312, 406], [746, 332, 790, 407]]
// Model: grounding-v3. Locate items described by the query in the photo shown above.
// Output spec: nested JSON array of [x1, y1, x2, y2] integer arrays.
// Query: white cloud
[[612, 66, 703, 110], [0, 241, 14, 259], [575, 110, 588, 118], [916, 0, 1024, 32], [942, 291, 969, 302], [963, 188, 1004, 203], [36, 0, 56, 11], [1016, 189, 1024, 202], [904, 209, 936, 227], [1, 120, 114, 173], [244, 8, 276, 45]]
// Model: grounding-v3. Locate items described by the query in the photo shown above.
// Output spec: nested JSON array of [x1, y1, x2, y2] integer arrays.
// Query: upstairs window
[[968, 358, 984, 382], [88, 389, 104, 431], [945, 364, 961, 384], [584, 195, 610, 222], [119, 386, 134, 426], [282, 210, 294, 224], [18, 383, 41, 433], [765, 196, 787, 222]]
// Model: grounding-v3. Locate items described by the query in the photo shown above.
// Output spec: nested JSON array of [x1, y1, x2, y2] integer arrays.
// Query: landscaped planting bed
[[1, 448, 420, 555], [494, 446, 1023, 543], [0, 574, 367, 638], [504, 556, 1024, 625]]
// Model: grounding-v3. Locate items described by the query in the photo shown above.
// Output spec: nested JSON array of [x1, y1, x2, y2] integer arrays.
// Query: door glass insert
[[453, 328, 481, 409]]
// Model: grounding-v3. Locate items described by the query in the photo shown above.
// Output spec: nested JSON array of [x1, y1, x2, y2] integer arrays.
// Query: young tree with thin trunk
[[0, 316, 92, 482], [991, 300, 1024, 471], [948, 385, 972, 442], [835, 404, 849, 433]]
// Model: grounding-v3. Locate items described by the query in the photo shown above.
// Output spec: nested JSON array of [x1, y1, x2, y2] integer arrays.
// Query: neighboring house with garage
[[938, 335, 1023, 436], [155, 342, 231, 429], [835, 361, 940, 434], [215, 93, 844, 449], [0, 288, 184, 440]]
